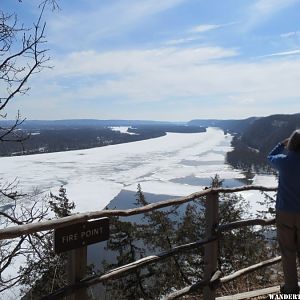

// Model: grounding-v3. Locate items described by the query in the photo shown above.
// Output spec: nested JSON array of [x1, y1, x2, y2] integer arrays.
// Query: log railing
[[0, 185, 278, 299]]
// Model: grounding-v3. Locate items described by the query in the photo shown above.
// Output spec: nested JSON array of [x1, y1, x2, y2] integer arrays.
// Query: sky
[[2, 0, 300, 121]]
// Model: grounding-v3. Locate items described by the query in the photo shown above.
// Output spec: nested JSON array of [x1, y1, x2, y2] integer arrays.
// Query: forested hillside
[[226, 113, 300, 171], [188, 117, 258, 134]]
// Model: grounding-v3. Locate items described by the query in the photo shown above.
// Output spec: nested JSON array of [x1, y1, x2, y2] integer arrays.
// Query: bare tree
[[0, 0, 59, 144], [0, 190, 50, 292], [0, 0, 59, 294]]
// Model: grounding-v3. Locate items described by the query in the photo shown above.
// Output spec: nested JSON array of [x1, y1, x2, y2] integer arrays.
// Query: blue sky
[[3, 0, 300, 121]]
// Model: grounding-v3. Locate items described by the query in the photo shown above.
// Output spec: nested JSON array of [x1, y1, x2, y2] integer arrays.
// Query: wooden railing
[[0, 185, 279, 299]]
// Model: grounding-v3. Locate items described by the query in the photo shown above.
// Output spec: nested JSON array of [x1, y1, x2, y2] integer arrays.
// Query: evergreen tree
[[103, 178, 272, 298], [49, 185, 76, 218], [104, 215, 150, 300], [20, 186, 75, 299], [175, 201, 206, 280], [135, 184, 191, 297], [218, 192, 271, 293]]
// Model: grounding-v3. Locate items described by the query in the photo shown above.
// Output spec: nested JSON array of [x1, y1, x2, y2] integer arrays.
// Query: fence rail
[[0, 185, 278, 299], [0, 185, 276, 240]]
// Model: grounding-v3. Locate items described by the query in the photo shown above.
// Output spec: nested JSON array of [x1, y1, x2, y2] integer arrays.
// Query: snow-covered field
[[0, 127, 276, 213]]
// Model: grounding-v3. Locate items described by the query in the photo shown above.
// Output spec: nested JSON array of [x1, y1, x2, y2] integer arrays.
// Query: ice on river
[[0, 127, 278, 299], [0, 127, 276, 213]]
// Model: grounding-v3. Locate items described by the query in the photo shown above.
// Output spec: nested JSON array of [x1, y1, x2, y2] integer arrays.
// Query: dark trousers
[[276, 211, 300, 292]]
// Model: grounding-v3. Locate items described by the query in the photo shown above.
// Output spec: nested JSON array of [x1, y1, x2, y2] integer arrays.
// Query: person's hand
[[282, 138, 289, 147]]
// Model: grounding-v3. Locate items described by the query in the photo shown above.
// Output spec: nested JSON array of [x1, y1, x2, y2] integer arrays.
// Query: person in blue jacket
[[268, 129, 300, 294]]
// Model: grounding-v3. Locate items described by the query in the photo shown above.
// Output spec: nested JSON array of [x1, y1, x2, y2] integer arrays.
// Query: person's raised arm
[[267, 138, 289, 169]]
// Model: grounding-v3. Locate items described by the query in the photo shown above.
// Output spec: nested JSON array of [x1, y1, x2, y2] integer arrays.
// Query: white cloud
[[31, 45, 300, 113], [263, 49, 300, 57], [163, 23, 237, 46], [7, 0, 300, 120], [243, 0, 300, 31], [281, 32, 297, 38], [280, 31, 300, 38], [10, 52, 300, 119], [164, 36, 203, 45], [253, 0, 299, 16], [47, 0, 187, 49], [51, 46, 238, 78], [189, 24, 222, 33]]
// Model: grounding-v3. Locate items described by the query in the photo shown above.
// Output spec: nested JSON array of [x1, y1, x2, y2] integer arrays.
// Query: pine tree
[[104, 215, 150, 299], [103, 178, 272, 298], [20, 186, 75, 299], [212, 173, 272, 294], [49, 185, 76, 218], [137, 185, 190, 294], [175, 201, 206, 280]]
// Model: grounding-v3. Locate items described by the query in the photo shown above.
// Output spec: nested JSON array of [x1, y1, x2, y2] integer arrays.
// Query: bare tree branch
[[0, 1, 54, 149]]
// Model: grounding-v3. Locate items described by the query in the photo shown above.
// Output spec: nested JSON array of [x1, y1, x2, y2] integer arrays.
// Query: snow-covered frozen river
[[0, 127, 276, 214]]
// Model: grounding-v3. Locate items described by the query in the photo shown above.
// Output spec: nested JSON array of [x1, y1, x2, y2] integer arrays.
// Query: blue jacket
[[268, 143, 300, 212]]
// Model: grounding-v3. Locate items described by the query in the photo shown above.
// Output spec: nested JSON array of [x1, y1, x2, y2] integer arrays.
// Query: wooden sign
[[54, 218, 109, 253]]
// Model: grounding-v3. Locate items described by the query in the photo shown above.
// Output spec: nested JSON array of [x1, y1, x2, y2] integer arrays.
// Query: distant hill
[[241, 113, 300, 153], [226, 113, 300, 171], [188, 117, 258, 134], [0, 119, 177, 130]]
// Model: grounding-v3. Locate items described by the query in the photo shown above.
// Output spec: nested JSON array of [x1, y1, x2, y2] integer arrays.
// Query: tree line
[[226, 113, 300, 172]]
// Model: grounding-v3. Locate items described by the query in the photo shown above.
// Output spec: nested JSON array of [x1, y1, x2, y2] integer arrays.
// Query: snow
[[0, 127, 277, 298], [0, 127, 277, 213], [109, 126, 138, 135], [238, 174, 278, 217], [0, 127, 236, 212]]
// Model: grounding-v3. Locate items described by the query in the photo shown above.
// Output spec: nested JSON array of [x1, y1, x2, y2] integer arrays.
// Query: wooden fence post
[[203, 191, 219, 300], [67, 246, 88, 300]]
